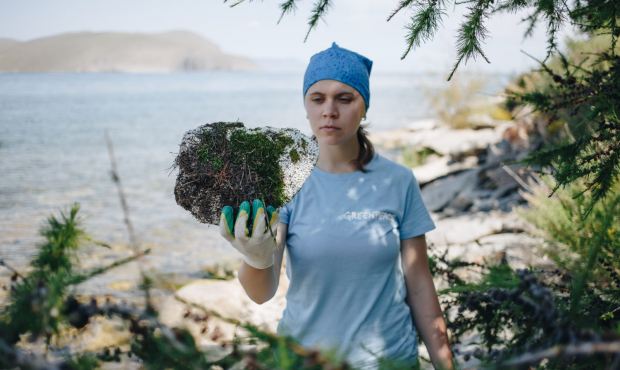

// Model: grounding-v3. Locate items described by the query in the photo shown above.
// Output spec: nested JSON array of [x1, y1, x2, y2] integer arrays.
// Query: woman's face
[[304, 80, 366, 147]]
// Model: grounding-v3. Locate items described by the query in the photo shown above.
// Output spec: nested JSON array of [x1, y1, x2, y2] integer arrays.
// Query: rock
[[405, 118, 440, 131], [431, 231, 553, 272], [484, 139, 513, 166], [173, 122, 318, 224], [470, 197, 499, 213], [497, 191, 526, 212], [476, 233, 550, 269], [479, 164, 519, 190], [426, 211, 526, 246], [373, 123, 513, 160], [417, 126, 505, 157], [369, 119, 439, 148], [421, 169, 479, 212], [158, 268, 289, 353], [413, 155, 479, 185], [447, 191, 475, 212], [465, 113, 498, 129]]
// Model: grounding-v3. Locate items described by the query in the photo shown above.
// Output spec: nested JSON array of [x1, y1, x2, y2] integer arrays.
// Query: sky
[[0, 0, 582, 74]]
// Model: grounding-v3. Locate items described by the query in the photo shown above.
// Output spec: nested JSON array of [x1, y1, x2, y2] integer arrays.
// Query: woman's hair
[[352, 124, 375, 173]]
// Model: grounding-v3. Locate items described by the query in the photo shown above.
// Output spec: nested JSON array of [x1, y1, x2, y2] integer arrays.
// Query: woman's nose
[[322, 100, 338, 118]]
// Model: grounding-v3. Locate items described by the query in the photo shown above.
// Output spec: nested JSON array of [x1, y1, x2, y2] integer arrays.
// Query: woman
[[219, 43, 454, 370]]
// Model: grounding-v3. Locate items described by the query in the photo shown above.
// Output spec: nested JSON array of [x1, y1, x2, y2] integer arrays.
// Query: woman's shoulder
[[370, 153, 416, 181]]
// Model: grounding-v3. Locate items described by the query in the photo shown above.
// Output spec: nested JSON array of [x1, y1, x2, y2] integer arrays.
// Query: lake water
[[0, 71, 513, 296]]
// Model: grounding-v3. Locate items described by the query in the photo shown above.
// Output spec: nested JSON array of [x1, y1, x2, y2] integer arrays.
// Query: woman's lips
[[320, 126, 340, 132]]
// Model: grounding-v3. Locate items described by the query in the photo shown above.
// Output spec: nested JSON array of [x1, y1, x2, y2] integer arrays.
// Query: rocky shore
[[150, 106, 554, 369], [62, 105, 552, 369]]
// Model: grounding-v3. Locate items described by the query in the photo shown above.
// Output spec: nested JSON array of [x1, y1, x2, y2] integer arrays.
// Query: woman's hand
[[219, 199, 279, 269]]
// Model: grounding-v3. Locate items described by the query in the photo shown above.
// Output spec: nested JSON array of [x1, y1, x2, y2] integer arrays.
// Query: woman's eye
[[312, 98, 324, 103], [338, 97, 352, 103]]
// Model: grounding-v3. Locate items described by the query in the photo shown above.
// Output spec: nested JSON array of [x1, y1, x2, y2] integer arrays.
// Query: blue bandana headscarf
[[303, 42, 373, 112]]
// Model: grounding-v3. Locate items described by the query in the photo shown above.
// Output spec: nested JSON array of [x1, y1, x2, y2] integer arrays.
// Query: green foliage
[[450, 0, 493, 79], [230, 1, 618, 81], [33, 204, 83, 274], [278, 0, 298, 24], [230, 0, 620, 210], [390, 0, 446, 61], [0, 203, 83, 344], [401, 146, 438, 168], [508, 49, 620, 212], [438, 259, 620, 369], [441, 261, 520, 294], [198, 146, 224, 172], [519, 175, 620, 324], [228, 129, 294, 206], [0, 205, 148, 369], [304, 0, 331, 42], [289, 148, 301, 163], [197, 123, 295, 209], [63, 354, 99, 370], [427, 73, 511, 129], [505, 33, 620, 109], [433, 174, 620, 368], [0, 206, 426, 370]]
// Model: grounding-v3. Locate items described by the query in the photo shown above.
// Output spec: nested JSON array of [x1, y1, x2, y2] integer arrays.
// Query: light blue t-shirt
[[277, 153, 436, 370]]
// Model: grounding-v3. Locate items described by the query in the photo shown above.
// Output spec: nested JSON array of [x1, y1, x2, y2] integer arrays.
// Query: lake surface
[[0, 71, 513, 296]]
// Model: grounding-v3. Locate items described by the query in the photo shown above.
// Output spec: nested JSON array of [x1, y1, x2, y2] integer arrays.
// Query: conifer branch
[[540, 0, 568, 62], [400, 0, 447, 60], [523, 9, 541, 38], [83, 235, 112, 249], [68, 249, 151, 286], [387, 0, 416, 22], [493, 0, 530, 14], [304, 0, 331, 42], [278, 0, 298, 24], [448, 0, 493, 80], [224, 0, 252, 7]]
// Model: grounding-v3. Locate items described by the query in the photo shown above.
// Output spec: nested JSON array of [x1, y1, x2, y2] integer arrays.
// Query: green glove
[[219, 199, 279, 269], [221, 199, 277, 237]]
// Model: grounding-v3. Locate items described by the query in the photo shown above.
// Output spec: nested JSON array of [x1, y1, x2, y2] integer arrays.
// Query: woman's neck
[[316, 139, 360, 173]]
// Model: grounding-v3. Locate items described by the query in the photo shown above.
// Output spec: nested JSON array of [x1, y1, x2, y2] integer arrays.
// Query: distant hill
[[0, 31, 257, 72], [0, 38, 19, 53]]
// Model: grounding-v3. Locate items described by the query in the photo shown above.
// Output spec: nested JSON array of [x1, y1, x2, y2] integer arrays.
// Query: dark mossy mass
[[174, 122, 318, 224]]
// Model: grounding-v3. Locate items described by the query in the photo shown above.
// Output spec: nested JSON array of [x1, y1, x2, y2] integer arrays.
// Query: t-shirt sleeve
[[399, 172, 436, 240], [278, 202, 291, 225]]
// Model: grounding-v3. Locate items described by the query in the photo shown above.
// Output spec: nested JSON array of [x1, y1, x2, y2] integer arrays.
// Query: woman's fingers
[[220, 200, 277, 243], [251, 206, 267, 240], [234, 201, 251, 241], [268, 211, 279, 237], [251, 200, 279, 240], [219, 206, 235, 242], [251, 199, 266, 236], [266, 206, 279, 227]]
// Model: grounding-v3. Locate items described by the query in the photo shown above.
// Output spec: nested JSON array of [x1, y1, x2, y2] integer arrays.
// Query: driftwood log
[[173, 122, 318, 224]]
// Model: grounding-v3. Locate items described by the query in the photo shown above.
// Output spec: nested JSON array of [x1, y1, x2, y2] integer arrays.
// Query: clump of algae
[[173, 122, 318, 224]]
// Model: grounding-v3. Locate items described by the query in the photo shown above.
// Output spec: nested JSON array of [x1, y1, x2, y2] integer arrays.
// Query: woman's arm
[[401, 235, 454, 370], [238, 223, 287, 304]]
